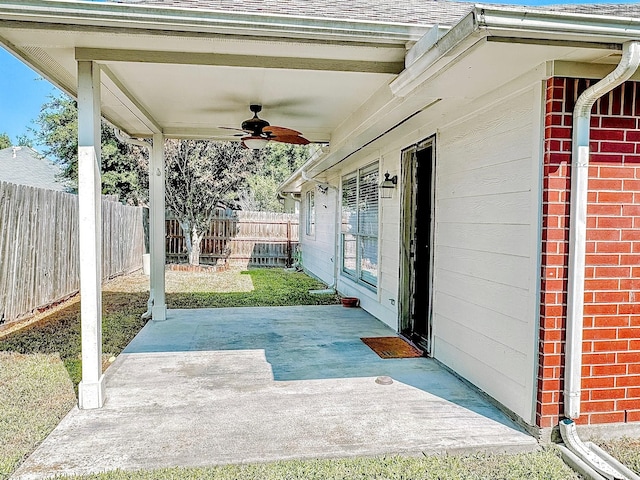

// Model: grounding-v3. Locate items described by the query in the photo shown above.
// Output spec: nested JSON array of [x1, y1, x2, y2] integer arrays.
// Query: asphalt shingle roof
[[543, 3, 640, 17], [0, 146, 67, 191], [113, 0, 640, 25], [113, 0, 476, 26]]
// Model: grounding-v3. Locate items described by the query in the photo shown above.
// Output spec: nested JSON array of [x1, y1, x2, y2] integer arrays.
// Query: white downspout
[[114, 130, 154, 321], [565, 41, 640, 420]]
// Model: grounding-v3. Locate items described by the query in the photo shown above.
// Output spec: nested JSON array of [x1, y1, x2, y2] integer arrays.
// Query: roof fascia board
[[0, 1, 430, 44], [552, 59, 640, 81], [486, 36, 621, 51], [76, 47, 404, 74]]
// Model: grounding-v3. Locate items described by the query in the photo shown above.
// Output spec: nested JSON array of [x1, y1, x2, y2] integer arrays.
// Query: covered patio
[[0, 0, 469, 409], [12, 305, 536, 479]]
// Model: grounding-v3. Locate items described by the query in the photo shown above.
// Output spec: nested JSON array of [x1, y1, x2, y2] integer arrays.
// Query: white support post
[[77, 61, 105, 409], [150, 133, 167, 320]]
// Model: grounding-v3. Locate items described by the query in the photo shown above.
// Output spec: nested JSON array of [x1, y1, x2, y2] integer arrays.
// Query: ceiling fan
[[221, 105, 310, 150]]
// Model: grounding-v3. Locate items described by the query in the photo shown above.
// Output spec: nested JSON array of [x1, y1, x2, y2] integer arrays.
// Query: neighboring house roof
[[0, 146, 66, 191], [113, 0, 476, 26]]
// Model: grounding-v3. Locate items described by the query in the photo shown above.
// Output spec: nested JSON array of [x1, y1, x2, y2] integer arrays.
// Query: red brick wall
[[539, 77, 640, 428]]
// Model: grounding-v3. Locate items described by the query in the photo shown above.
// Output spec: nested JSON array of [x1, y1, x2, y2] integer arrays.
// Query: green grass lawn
[[0, 268, 339, 388], [56, 449, 579, 480], [596, 437, 640, 474], [0, 352, 76, 480]]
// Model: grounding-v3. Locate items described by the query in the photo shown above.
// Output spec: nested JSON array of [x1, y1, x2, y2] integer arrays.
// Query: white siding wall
[[300, 183, 337, 287], [432, 88, 541, 422], [334, 157, 400, 330], [298, 72, 543, 424]]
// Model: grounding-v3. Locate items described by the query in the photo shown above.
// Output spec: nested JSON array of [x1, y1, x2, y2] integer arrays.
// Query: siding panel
[[437, 223, 531, 257], [300, 187, 337, 286], [436, 246, 531, 290], [433, 88, 539, 422]]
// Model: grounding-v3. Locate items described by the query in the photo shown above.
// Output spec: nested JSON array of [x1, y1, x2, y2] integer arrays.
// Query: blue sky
[[0, 0, 638, 147], [0, 50, 59, 147]]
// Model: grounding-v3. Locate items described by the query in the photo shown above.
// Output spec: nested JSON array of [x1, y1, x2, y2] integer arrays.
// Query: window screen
[[306, 190, 315, 236], [341, 162, 378, 289]]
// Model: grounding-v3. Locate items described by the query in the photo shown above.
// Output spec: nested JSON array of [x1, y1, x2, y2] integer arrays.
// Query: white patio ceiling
[[0, 1, 430, 143]]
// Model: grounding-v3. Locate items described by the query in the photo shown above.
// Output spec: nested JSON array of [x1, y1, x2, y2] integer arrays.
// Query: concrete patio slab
[[13, 305, 538, 479]]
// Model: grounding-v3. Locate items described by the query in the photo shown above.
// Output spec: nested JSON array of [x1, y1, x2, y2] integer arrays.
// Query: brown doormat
[[361, 336, 423, 359]]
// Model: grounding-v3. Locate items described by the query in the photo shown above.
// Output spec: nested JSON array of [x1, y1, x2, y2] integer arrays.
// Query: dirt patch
[[0, 295, 80, 340], [104, 269, 254, 294], [166, 263, 227, 273], [2, 268, 255, 339]]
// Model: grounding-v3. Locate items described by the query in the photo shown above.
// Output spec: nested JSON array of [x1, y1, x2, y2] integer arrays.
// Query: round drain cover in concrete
[[375, 376, 393, 385]]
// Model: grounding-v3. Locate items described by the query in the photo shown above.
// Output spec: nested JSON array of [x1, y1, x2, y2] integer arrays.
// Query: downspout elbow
[[565, 41, 640, 420]]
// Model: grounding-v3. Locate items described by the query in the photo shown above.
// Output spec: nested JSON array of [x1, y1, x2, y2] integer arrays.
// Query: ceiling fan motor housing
[[242, 104, 270, 135]]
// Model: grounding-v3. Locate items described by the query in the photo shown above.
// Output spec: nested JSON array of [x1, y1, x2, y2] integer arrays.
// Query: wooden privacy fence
[[166, 211, 299, 267], [0, 181, 144, 324]]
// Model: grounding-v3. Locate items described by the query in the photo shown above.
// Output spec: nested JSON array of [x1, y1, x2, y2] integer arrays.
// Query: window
[[305, 190, 315, 236], [341, 162, 379, 289]]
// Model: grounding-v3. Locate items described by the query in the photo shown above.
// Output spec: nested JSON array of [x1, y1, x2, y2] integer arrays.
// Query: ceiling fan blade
[[270, 134, 310, 145], [263, 125, 303, 137], [219, 126, 251, 133]]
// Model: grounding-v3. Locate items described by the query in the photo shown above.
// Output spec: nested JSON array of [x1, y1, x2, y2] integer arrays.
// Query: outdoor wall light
[[243, 136, 269, 150], [379, 172, 398, 198]]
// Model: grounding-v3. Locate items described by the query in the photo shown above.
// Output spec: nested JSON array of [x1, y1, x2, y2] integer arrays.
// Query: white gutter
[[278, 145, 329, 193], [565, 40, 640, 420], [0, 0, 431, 43], [476, 6, 640, 42]]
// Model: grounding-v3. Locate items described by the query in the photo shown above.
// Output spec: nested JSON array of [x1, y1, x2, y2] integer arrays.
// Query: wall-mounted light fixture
[[379, 171, 398, 198]]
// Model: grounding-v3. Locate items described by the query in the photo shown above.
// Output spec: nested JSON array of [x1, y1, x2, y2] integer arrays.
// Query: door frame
[[399, 136, 436, 353]]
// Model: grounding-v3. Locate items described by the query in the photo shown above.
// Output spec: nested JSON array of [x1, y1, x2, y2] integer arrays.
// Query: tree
[[0, 133, 11, 149], [33, 93, 148, 204], [33, 95, 77, 178], [240, 143, 310, 211], [15, 134, 33, 148], [164, 140, 258, 265]]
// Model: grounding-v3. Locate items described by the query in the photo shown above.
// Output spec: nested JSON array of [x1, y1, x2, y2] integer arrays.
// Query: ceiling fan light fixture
[[243, 136, 269, 150]]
